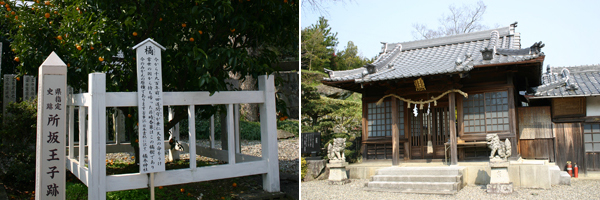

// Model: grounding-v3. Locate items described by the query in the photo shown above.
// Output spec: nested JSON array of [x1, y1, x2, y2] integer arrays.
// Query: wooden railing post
[[227, 104, 236, 165], [188, 105, 196, 169], [258, 75, 280, 192], [88, 73, 107, 200]]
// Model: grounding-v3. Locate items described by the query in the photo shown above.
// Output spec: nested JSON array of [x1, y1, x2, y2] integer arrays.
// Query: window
[[463, 91, 509, 133], [584, 124, 600, 152], [368, 101, 392, 137]]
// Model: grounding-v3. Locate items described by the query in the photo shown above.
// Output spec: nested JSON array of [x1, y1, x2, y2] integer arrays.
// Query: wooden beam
[[449, 92, 458, 165], [392, 98, 399, 165]]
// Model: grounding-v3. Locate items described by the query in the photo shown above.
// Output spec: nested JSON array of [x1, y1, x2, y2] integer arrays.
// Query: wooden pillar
[[361, 100, 368, 161], [392, 98, 400, 165], [404, 108, 410, 160], [449, 92, 458, 165]]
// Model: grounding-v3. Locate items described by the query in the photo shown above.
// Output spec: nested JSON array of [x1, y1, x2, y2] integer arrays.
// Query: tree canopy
[[2, 0, 298, 94], [412, 1, 488, 39]]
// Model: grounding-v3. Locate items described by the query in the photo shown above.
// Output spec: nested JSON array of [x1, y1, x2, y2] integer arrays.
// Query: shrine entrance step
[[365, 167, 465, 194]]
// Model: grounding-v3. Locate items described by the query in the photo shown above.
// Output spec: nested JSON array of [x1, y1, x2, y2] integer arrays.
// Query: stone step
[[371, 175, 462, 183], [367, 181, 460, 191], [363, 187, 457, 195], [375, 167, 462, 176]]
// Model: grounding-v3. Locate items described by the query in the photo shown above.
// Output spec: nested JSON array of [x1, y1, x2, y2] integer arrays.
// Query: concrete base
[[487, 183, 513, 194], [328, 161, 348, 182]]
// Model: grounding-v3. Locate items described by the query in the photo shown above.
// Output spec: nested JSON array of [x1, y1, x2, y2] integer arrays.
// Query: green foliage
[[277, 119, 299, 136], [301, 16, 337, 71], [0, 99, 37, 193], [3, 0, 298, 94], [335, 41, 369, 70], [66, 182, 89, 200], [300, 157, 307, 180]]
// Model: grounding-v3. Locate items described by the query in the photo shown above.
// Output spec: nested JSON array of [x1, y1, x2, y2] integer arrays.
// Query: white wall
[[586, 96, 600, 116]]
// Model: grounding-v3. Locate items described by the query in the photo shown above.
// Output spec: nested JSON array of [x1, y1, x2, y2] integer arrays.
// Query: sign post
[[35, 52, 67, 200], [133, 39, 166, 200]]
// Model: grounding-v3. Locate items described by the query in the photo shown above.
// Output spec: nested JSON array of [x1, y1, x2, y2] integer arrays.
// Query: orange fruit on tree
[[45, 13, 50, 18], [198, 30, 203, 34], [158, 186, 163, 189], [221, 197, 225, 200], [180, 188, 185, 193], [16, 77, 20, 81], [49, 21, 52, 24], [67, 63, 70, 67], [90, 46, 94, 50], [232, 182, 237, 187], [0, 2, 4, 5], [132, 32, 137, 36], [98, 57, 104, 61], [76, 45, 82, 51], [284, 0, 288, 3], [128, 114, 132, 118], [135, 139, 138, 143], [56, 35, 62, 40], [6, 7, 10, 11], [14, 15, 17, 20], [93, 31, 97, 34], [189, 37, 194, 42], [187, 193, 191, 197], [182, 23, 186, 27], [159, 17, 162, 21], [14, 57, 19, 62], [230, 28, 235, 33], [44, 1, 49, 5], [10, 11, 14, 15]]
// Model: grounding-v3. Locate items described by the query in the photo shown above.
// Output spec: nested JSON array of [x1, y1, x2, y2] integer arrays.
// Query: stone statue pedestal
[[487, 159, 513, 194], [327, 160, 350, 184]]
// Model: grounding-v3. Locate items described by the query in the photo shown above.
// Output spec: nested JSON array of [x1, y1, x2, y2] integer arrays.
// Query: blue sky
[[301, 0, 600, 67]]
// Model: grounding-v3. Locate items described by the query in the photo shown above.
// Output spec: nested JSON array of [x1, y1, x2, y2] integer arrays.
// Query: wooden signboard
[[552, 97, 586, 118], [133, 38, 167, 174], [35, 52, 67, 200]]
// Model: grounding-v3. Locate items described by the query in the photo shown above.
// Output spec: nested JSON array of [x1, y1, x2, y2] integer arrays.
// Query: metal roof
[[323, 23, 544, 83], [529, 65, 600, 98]]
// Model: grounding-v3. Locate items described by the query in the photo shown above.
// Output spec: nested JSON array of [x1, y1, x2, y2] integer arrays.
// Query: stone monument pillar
[[327, 138, 350, 184], [485, 133, 513, 193], [487, 159, 513, 193]]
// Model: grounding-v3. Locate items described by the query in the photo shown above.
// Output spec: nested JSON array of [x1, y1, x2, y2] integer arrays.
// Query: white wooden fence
[[66, 73, 279, 199]]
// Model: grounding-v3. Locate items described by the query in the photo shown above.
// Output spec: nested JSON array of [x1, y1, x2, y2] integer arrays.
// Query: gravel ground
[[301, 179, 600, 200], [106, 137, 299, 175]]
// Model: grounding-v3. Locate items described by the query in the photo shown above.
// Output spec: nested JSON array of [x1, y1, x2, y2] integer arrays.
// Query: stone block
[[487, 183, 513, 194], [329, 167, 348, 181], [464, 166, 491, 185], [559, 171, 571, 185], [519, 164, 551, 189], [548, 165, 561, 185], [304, 160, 326, 181], [508, 165, 520, 187], [489, 167, 510, 184]]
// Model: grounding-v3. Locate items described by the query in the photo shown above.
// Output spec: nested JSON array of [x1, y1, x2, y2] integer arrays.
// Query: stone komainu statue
[[327, 138, 346, 161], [486, 133, 512, 160]]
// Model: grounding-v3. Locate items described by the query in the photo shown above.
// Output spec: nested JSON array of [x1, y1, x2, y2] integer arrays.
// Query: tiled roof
[[323, 23, 544, 83], [529, 65, 600, 98]]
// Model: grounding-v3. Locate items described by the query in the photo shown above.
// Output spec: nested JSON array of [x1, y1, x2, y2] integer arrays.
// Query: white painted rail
[[65, 73, 279, 199]]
